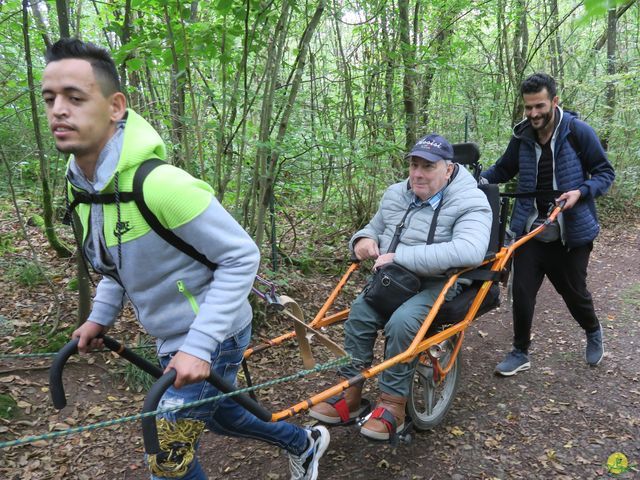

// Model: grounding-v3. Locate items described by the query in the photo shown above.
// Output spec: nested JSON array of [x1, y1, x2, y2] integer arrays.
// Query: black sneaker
[[585, 326, 604, 366], [288, 426, 330, 480]]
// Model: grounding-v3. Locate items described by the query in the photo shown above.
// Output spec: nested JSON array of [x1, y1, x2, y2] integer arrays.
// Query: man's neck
[[535, 128, 553, 146], [75, 156, 98, 182]]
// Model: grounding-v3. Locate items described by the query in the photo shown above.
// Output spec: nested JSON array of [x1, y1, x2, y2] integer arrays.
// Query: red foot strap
[[327, 395, 351, 423], [370, 407, 397, 435]]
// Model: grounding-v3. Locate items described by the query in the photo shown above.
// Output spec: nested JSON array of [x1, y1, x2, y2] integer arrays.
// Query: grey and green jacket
[[66, 109, 259, 362]]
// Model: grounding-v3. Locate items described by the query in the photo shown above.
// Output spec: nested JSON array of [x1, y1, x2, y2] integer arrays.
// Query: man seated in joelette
[[310, 134, 492, 441]]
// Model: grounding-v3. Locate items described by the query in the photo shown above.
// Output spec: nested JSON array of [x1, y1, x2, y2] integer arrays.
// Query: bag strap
[[387, 197, 443, 253], [426, 200, 443, 245], [387, 206, 416, 253], [132, 159, 218, 271]]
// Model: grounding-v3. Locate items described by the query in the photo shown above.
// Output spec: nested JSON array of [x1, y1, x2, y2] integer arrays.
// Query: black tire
[[408, 335, 461, 431]]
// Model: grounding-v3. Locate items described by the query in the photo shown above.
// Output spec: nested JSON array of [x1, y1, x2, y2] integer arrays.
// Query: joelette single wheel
[[408, 335, 461, 430]]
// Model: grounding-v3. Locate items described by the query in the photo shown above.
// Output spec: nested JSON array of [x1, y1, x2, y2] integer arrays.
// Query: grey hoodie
[[67, 110, 260, 362]]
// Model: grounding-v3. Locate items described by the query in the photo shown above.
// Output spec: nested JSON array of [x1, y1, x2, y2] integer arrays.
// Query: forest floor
[[0, 213, 639, 480]]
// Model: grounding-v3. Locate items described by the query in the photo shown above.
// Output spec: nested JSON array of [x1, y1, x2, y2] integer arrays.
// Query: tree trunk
[[163, 2, 189, 168], [22, 0, 72, 258], [381, 9, 395, 144], [546, 0, 565, 91], [252, 0, 291, 244], [510, 0, 529, 125], [30, 2, 52, 48], [398, 0, 416, 155], [254, 0, 325, 249], [601, 6, 618, 150], [55, 0, 70, 38], [420, 9, 454, 134]]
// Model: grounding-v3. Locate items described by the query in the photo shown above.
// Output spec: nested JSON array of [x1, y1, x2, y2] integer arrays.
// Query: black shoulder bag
[[363, 201, 442, 318]]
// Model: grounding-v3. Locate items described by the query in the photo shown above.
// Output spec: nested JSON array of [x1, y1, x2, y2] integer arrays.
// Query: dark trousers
[[511, 239, 600, 353]]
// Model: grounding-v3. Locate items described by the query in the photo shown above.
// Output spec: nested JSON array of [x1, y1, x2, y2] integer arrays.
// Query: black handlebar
[[50, 335, 273, 455], [49, 336, 163, 409], [49, 338, 80, 409]]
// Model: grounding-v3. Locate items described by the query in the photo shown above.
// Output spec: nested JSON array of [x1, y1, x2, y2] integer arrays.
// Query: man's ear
[[109, 92, 127, 121], [446, 162, 455, 177], [552, 95, 559, 108]]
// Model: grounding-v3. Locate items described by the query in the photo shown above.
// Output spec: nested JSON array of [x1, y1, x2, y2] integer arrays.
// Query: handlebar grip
[[49, 338, 79, 409], [142, 370, 177, 455], [49, 336, 164, 410]]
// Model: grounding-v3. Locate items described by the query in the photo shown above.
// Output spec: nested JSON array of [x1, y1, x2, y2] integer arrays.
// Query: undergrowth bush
[[11, 323, 75, 353]]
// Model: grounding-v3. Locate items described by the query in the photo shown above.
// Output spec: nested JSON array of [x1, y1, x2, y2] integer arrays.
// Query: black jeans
[[511, 239, 600, 353]]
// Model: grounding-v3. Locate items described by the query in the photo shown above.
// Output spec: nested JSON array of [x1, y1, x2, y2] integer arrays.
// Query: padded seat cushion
[[431, 283, 500, 329]]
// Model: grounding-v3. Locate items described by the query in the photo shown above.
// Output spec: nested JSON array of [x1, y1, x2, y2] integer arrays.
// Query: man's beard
[[529, 109, 553, 131]]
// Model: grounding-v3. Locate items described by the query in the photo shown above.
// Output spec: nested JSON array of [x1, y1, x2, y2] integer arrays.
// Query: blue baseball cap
[[406, 134, 454, 162]]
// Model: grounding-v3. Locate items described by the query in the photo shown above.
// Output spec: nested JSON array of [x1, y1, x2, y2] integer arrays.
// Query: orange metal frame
[[247, 206, 564, 422]]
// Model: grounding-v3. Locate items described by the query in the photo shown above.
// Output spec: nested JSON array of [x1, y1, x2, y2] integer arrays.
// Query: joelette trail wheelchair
[[50, 142, 564, 468]]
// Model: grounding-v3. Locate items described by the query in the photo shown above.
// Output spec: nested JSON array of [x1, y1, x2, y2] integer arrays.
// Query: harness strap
[[370, 407, 398, 436], [64, 191, 137, 224], [326, 395, 351, 423], [132, 159, 217, 271]]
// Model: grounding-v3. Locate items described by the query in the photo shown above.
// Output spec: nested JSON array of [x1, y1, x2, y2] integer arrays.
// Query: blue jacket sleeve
[[571, 119, 615, 200], [481, 136, 520, 184]]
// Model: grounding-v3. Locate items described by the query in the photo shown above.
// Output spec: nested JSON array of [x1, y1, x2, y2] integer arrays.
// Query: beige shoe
[[360, 392, 406, 440], [309, 384, 369, 425]]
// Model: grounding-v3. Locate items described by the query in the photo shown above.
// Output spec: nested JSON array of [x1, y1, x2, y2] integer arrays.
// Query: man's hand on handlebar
[[164, 351, 211, 389], [72, 321, 106, 353], [556, 189, 581, 210]]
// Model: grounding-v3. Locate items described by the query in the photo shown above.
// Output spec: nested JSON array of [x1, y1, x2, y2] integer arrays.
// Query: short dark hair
[[45, 38, 121, 96], [520, 72, 557, 99]]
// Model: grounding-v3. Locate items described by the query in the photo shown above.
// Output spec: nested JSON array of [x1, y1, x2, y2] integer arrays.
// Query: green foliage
[[0, 394, 18, 420], [10, 324, 75, 353], [117, 340, 158, 393], [4, 259, 46, 287], [0, 232, 15, 255], [67, 277, 79, 291], [28, 214, 44, 228], [582, 0, 630, 19]]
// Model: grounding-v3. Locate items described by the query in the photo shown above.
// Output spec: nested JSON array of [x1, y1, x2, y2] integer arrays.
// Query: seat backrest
[[453, 142, 481, 180], [478, 183, 500, 256]]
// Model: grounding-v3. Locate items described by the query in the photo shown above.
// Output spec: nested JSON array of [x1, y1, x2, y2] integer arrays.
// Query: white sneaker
[[288, 426, 330, 480]]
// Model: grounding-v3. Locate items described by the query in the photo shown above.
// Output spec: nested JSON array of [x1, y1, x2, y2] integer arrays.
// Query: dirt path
[[1, 224, 638, 479]]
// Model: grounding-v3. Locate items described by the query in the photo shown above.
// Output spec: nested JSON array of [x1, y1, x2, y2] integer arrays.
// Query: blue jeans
[[150, 324, 308, 480]]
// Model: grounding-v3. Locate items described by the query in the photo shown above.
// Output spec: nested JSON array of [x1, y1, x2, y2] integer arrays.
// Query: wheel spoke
[[423, 375, 436, 415]]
